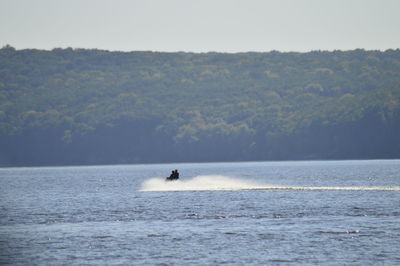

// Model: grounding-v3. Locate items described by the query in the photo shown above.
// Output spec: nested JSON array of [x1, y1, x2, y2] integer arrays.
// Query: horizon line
[[2, 44, 400, 54]]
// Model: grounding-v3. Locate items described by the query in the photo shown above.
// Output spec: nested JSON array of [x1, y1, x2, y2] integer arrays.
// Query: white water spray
[[139, 175, 400, 192], [139, 175, 264, 191]]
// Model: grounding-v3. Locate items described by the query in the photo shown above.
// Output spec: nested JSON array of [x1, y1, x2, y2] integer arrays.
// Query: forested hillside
[[1, 45, 400, 166]]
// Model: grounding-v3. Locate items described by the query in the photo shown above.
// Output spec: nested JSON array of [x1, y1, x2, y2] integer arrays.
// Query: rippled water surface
[[1, 160, 400, 265]]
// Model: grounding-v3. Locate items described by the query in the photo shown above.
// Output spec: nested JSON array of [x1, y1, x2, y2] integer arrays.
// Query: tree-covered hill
[[1, 45, 399, 166]]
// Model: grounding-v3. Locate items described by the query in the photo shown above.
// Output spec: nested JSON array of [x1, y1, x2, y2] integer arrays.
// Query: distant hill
[[1, 46, 399, 166]]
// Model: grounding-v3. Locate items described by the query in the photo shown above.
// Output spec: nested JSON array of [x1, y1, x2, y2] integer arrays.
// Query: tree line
[[0, 45, 399, 166]]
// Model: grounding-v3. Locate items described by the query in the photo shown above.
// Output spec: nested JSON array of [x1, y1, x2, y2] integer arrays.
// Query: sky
[[0, 0, 399, 53]]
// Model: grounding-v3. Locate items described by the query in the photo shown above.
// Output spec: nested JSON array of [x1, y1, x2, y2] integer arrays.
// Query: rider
[[168, 170, 175, 180], [167, 169, 180, 180], [173, 169, 179, 180]]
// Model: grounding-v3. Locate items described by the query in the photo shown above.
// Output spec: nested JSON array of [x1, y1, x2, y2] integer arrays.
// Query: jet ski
[[165, 176, 179, 181], [165, 169, 179, 181]]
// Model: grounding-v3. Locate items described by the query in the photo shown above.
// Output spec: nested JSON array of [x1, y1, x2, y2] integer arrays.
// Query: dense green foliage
[[1, 45, 400, 166]]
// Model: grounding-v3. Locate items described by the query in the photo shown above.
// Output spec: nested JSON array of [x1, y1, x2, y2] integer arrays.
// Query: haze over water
[[1, 160, 400, 265]]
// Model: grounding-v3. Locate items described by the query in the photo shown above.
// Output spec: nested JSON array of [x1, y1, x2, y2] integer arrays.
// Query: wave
[[245, 186, 400, 191], [139, 175, 264, 191], [139, 175, 400, 192]]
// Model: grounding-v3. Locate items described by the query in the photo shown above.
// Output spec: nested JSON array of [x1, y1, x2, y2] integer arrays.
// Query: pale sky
[[0, 0, 399, 52]]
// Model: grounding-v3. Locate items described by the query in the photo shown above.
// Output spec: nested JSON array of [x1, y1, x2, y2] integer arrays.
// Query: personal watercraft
[[165, 176, 179, 181]]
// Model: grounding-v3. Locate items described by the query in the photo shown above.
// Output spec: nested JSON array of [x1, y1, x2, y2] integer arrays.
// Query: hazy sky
[[1, 0, 399, 52]]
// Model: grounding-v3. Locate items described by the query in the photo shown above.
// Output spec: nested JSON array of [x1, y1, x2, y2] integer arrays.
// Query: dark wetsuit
[[174, 171, 179, 180], [168, 172, 174, 180], [166, 170, 179, 181]]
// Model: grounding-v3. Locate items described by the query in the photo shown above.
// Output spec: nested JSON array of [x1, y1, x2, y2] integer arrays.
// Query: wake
[[139, 175, 263, 191], [139, 175, 400, 192]]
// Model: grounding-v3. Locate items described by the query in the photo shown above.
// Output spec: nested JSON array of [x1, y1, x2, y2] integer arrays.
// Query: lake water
[[1, 160, 400, 265]]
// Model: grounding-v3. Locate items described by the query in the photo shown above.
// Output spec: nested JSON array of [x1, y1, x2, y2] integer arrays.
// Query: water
[[1, 160, 400, 265]]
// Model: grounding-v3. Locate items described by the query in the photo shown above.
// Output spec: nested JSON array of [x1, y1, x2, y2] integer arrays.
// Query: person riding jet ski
[[166, 169, 179, 181]]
